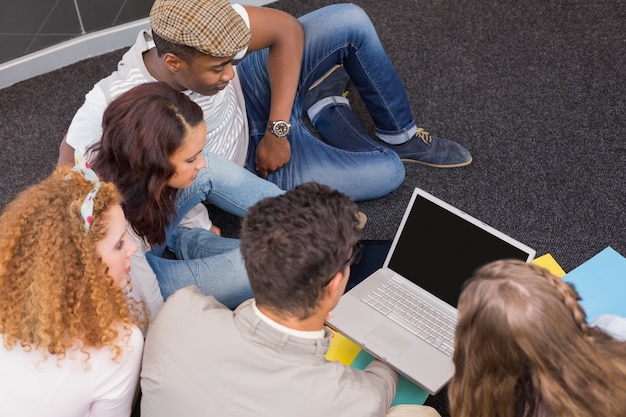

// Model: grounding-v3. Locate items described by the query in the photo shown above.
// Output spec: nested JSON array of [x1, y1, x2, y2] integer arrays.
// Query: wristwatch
[[266, 120, 292, 137]]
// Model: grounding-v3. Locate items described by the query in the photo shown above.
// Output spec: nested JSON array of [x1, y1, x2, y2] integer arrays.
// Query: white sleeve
[[127, 228, 164, 321], [66, 84, 108, 154], [231, 3, 250, 60], [125, 205, 211, 321], [178, 203, 213, 230], [590, 314, 626, 341], [89, 326, 144, 417]]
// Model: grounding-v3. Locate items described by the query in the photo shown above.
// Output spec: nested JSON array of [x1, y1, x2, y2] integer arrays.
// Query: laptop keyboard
[[361, 278, 456, 356]]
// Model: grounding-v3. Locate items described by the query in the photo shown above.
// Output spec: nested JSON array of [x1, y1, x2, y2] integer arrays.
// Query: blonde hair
[[0, 167, 146, 362], [449, 259, 626, 417]]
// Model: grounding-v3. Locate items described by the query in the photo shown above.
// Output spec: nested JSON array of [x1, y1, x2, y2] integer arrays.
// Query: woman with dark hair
[[90, 81, 283, 319], [449, 259, 626, 417]]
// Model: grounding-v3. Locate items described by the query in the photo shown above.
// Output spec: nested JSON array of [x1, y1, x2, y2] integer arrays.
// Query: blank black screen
[[387, 195, 530, 307]]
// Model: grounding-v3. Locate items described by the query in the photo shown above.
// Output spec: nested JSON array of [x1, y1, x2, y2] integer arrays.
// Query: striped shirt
[[67, 22, 250, 166]]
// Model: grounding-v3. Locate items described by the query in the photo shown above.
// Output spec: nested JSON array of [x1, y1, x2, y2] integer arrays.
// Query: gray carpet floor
[[0, 1, 625, 414], [1, 0, 624, 274]]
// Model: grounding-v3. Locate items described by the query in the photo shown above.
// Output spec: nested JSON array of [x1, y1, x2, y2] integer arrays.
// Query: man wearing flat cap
[[59, 0, 472, 202]]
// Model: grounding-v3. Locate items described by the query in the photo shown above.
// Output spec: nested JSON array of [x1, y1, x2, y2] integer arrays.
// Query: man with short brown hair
[[141, 182, 440, 417]]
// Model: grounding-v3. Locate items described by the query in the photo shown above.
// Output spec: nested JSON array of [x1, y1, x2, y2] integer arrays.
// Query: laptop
[[326, 187, 536, 394]]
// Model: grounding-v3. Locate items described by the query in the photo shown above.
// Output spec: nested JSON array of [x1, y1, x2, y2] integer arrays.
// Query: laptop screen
[[387, 192, 534, 307]]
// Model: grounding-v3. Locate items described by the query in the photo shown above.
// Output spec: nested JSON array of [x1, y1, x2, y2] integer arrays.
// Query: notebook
[[326, 187, 536, 394]]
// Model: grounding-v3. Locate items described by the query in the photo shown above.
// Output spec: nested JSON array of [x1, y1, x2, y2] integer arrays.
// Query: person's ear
[[323, 270, 349, 320], [324, 270, 348, 300], [163, 53, 184, 73]]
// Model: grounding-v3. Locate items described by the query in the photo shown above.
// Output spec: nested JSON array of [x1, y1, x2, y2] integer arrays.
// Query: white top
[[66, 4, 250, 166], [0, 326, 143, 417], [590, 314, 626, 341], [127, 225, 163, 322]]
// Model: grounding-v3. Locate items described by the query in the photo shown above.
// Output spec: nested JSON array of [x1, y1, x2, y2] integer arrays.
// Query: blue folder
[[563, 247, 626, 320]]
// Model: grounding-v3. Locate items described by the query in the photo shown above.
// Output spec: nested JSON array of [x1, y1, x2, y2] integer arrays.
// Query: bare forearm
[[266, 19, 303, 121], [245, 6, 304, 122], [57, 135, 76, 166]]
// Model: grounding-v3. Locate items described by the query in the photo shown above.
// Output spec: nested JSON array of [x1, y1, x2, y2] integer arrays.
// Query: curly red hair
[[0, 167, 146, 362]]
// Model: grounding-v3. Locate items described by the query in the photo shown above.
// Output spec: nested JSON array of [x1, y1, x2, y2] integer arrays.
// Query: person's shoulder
[[108, 324, 144, 358], [163, 286, 227, 313], [128, 324, 145, 349], [123, 30, 153, 58], [146, 287, 227, 342], [232, 3, 249, 23], [95, 31, 149, 83], [144, 289, 235, 364], [93, 30, 153, 97], [88, 325, 144, 372], [116, 325, 144, 366], [168, 284, 205, 300]]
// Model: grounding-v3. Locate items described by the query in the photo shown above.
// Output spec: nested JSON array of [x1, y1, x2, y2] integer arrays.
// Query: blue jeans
[[146, 246, 250, 309], [239, 3, 413, 201], [148, 151, 283, 308]]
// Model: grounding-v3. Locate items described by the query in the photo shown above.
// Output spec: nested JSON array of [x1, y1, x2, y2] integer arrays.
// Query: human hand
[[255, 134, 291, 178], [209, 224, 221, 237]]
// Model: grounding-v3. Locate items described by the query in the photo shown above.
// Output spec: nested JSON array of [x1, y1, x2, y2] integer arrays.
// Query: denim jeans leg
[[146, 247, 252, 309], [174, 227, 241, 259], [296, 3, 417, 141], [309, 102, 381, 151], [238, 4, 412, 200], [149, 152, 280, 306], [165, 151, 284, 250], [248, 119, 404, 201], [175, 151, 284, 219], [148, 227, 250, 308]]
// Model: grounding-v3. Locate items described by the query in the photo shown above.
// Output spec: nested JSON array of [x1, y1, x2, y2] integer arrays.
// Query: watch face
[[271, 121, 291, 137]]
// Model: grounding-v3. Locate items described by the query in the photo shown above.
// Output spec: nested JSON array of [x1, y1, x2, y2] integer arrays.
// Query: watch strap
[[267, 120, 291, 137]]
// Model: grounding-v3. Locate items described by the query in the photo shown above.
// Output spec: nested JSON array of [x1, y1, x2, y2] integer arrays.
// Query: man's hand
[[255, 134, 291, 178]]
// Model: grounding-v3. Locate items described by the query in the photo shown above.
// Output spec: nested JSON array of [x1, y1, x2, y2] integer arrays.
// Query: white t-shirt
[[0, 326, 143, 417], [127, 224, 163, 321], [66, 4, 250, 166]]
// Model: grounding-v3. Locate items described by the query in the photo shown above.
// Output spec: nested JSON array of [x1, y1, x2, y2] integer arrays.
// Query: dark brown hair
[[91, 81, 204, 245], [240, 182, 361, 319]]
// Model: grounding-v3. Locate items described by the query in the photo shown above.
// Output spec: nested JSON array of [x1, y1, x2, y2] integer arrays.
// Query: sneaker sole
[[400, 156, 473, 168]]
